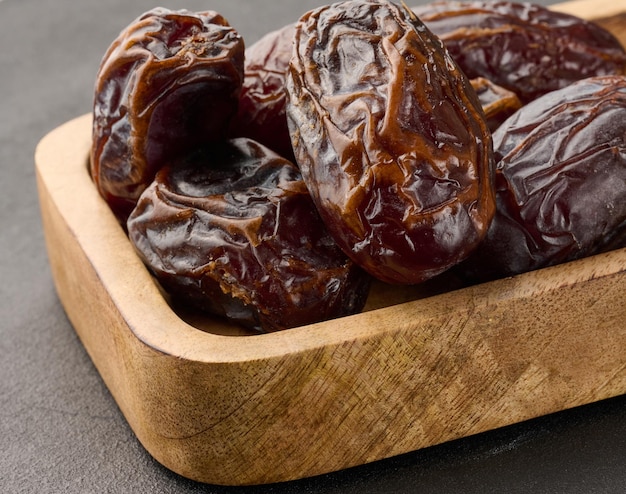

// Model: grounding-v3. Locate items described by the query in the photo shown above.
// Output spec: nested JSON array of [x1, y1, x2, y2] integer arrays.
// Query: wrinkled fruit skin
[[127, 138, 371, 332], [470, 77, 522, 132], [91, 8, 244, 223], [229, 23, 296, 161], [458, 75, 626, 283], [286, 0, 495, 285], [413, 1, 626, 103]]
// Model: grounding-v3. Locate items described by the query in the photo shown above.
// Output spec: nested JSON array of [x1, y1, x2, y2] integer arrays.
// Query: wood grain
[[35, 1, 626, 486], [553, 0, 626, 46]]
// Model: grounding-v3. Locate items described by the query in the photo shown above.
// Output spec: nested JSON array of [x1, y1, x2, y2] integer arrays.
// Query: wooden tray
[[36, 0, 626, 486]]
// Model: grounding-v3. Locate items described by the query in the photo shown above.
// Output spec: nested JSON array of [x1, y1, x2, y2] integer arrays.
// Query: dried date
[[91, 8, 245, 222], [229, 23, 296, 160], [458, 75, 626, 282], [127, 138, 371, 332], [413, 1, 626, 103], [286, 0, 495, 285], [470, 77, 522, 132]]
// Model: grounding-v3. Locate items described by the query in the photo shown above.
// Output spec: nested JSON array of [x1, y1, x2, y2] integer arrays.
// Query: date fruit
[[413, 1, 626, 103], [91, 8, 245, 222], [470, 77, 522, 132], [127, 138, 371, 332], [286, 0, 495, 285], [458, 75, 626, 282], [229, 23, 296, 160]]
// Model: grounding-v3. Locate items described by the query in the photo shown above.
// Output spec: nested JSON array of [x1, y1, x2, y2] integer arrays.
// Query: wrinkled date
[[413, 1, 626, 103], [229, 23, 296, 160], [458, 75, 626, 282], [127, 138, 371, 332], [91, 8, 244, 222], [286, 0, 495, 285], [470, 77, 522, 132]]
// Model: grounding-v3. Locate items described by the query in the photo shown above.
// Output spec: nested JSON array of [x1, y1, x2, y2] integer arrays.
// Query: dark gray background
[[2, 0, 625, 492]]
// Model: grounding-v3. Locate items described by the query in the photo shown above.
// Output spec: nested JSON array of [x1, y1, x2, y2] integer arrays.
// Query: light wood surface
[[35, 1, 626, 486]]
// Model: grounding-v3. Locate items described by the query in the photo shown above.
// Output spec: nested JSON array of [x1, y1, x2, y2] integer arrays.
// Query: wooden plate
[[35, 0, 626, 486]]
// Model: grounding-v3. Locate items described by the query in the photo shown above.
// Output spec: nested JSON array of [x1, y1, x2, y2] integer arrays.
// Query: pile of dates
[[90, 0, 626, 333]]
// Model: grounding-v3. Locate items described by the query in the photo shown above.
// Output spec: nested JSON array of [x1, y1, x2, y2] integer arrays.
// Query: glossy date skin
[[413, 1, 626, 103], [470, 77, 522, 132], [229, 23, 296, 161], [127, 138, 371, 333], [286, 0, 495, 285], [458, 75, 626, 282], [91, 8, 244, 223]]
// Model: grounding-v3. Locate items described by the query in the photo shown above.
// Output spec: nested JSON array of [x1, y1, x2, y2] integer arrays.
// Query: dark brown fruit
[[413, 1, 626, 103], [470, 77, 523, 132], [458, 75, 626, 282], [91, 8, 245, 222], [127, 138, 371, 332], [229, 23, 296, 160], [286, 0, 495, 285]]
